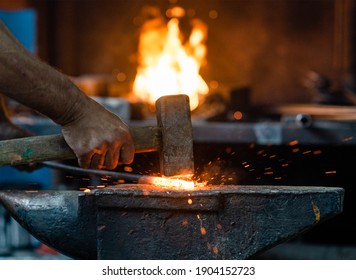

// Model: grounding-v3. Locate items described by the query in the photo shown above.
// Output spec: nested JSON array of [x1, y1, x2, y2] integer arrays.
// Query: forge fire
[[133, 6, 209, 110]]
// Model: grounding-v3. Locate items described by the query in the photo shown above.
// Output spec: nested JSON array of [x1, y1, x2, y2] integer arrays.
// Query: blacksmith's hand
[[61, 99, 135, 170]]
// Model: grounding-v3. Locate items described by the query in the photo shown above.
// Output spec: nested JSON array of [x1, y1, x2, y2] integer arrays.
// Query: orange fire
[[132, 7, 209, 110]]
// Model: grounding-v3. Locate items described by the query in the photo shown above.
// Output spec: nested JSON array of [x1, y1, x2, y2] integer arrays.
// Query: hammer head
[[155, 95, 194, 177]]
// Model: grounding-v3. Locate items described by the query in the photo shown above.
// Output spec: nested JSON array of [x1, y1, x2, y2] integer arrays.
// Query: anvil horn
[[0, 190, 96, 259]]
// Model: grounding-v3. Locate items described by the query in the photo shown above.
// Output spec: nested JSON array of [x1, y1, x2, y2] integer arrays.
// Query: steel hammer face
[[155, 95, 194, 177]]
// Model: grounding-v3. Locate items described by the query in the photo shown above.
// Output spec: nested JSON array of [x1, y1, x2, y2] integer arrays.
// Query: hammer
[[0, 94, 194, 177]]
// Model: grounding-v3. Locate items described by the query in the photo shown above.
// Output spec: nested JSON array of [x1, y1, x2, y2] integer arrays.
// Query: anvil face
[[0, 185, 343, 259]]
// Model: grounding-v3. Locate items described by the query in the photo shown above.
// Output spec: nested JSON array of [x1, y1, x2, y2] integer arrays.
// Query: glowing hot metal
[[139, 175, 195, 189], [43, 161, 195, 189]]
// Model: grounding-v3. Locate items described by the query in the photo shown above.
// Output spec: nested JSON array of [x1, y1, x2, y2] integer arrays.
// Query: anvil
[[0, 184, 343, 259]]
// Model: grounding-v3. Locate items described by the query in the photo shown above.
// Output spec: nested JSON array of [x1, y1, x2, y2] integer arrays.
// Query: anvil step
[[0, 185, 343, 259]]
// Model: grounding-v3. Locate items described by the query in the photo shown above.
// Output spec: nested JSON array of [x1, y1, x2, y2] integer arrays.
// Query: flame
[[133, 8, 209, 110]]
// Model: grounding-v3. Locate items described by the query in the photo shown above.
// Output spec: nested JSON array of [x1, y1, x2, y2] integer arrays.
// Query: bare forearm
[[0, 20, 135, 169], [0, 20, 89, 126]]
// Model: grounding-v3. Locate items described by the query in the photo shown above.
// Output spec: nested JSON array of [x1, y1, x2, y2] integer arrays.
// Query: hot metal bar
[[42, 161, 193, 188]]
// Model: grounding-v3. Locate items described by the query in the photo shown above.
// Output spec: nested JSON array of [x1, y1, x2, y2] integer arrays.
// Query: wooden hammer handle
[[0, 126, 160, 166]]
